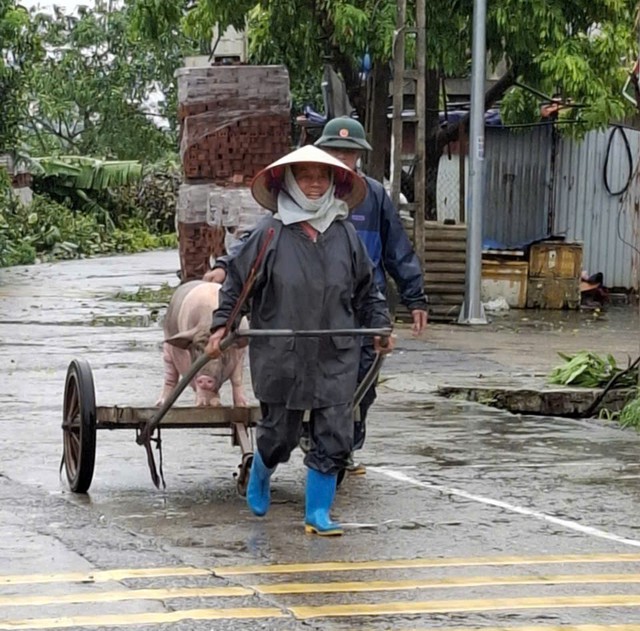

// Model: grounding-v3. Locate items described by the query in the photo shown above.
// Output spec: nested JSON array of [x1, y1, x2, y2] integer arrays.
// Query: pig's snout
[[195, 375, 217, 391]]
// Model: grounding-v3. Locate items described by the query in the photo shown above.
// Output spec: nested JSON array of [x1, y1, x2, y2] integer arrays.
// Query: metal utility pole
[[458, 0, 488, 324], [637, 29, 640, 388]]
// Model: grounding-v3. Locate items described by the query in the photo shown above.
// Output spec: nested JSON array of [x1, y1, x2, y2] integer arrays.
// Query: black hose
[[603, 125, 633, 196]]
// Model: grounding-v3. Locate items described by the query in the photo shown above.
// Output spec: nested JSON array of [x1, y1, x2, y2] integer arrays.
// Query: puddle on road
[[486, 303, 639, 334]]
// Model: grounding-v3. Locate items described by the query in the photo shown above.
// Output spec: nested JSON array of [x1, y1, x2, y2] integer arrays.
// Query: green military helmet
[[315, 116, 373, 151]]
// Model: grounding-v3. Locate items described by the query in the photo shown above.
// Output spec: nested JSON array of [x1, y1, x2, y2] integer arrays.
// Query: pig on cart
[[157, 280, 248, 407]]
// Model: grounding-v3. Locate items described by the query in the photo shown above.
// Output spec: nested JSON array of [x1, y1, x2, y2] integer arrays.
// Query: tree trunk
[[331, 52, 366, 121], [366, 61, 390, 182], [315, 2, 367, 121], [421, 68, 517, 221], [424, 68, 440, 221]]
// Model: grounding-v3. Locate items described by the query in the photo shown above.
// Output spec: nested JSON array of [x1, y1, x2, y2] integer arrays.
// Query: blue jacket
[[214, 176, 428, 311], [351, 176, 427, 311]]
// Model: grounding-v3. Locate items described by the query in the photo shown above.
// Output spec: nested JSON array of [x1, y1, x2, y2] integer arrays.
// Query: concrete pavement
[[2, 249, 640, 630], [382, 297, 638, 403]]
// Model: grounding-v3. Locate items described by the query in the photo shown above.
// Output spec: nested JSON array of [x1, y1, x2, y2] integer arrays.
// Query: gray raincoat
[[211, 215, 391, 410]]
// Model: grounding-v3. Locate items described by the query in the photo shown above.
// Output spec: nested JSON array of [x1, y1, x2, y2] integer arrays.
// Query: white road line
[[370, 467, 640, 549], [461, 461, 604, 469]]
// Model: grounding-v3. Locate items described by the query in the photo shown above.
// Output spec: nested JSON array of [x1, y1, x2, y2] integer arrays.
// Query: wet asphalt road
[[1, 250, 640, 630]]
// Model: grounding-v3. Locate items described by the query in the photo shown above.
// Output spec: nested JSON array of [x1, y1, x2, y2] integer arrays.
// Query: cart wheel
[[235, 453, 253, 497], [62, 359, 97, 493]]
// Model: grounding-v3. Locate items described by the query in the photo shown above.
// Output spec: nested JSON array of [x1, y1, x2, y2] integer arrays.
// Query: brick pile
[[175, 64, 291, 281], [177, 64, 291, 185]]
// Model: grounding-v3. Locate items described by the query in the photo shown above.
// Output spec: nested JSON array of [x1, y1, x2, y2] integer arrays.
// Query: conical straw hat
[[250, 145, 366, 212]]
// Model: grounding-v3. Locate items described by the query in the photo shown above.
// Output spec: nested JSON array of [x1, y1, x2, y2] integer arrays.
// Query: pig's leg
[[230, 348, 248, 407], [157, 344, 197, 406], [207, 392, 222, 407], [195, 390, 220, 407], [156, 343, 180, 406]]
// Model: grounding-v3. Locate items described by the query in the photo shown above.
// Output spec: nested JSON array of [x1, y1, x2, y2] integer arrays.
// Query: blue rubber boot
[[246, 451, 275, 517], [304, 468, 343, 536]]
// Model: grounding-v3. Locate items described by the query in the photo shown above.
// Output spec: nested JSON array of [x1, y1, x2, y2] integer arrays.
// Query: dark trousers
[[257, 402, 354, 475], [354, 342, 378, 450]]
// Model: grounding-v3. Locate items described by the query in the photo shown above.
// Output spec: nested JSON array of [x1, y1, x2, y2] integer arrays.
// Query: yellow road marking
[[255, 573, 640, 594], [2, 554, 640, 586], [4, 597, 640, 630], [400, 626, 640, 631], [4, 572, 640, 608], [0, 607, 285, 630], [0, 566, 211, 586], [3, 573, 640, 607], [215, 553, 640, 576], [0, 585, 252, 608], [291, 594, 640, 619], [2, 588, 640, 629]]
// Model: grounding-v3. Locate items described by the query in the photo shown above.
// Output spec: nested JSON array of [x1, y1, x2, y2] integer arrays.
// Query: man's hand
[[205, 328, 248, 358], [373, 334, 396, 355], [205, 328, 226, 359], [203, 268, 227, 283], [411, 309, 428, 336]]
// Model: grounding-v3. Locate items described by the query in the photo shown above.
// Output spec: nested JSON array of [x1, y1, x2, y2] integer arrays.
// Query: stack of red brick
[[176, 65, 291, 185], [174, 64, 291, 281]]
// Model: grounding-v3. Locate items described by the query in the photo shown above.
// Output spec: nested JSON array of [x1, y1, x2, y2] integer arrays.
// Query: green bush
[[1, 157, 180, 267], [111, 220, 177, 253], [618, 396, 640, 431], [0, 190, 176, 267]]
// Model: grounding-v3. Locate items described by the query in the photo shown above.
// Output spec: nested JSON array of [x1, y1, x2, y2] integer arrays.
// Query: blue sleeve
[[347, 224, 392, 330], [378, 186, 428, 310]]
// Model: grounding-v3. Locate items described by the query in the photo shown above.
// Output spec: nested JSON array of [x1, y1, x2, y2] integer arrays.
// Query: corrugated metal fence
[[479, 125, 640, 290], [553, 128, 639, 289], [484, 127, 552, 248]]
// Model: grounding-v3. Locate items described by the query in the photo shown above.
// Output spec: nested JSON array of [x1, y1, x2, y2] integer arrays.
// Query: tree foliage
[[0, 1, 41, 152], [490, 0, 636, 129], [135, 0, 637, 133], [22, 0, 198, 160]]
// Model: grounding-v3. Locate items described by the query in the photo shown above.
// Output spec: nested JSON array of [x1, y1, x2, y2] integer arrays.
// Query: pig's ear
[[165, 328, 198, 350]]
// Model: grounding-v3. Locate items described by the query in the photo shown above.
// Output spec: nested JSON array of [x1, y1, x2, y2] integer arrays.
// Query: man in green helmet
[[313, 116, 428, 458]]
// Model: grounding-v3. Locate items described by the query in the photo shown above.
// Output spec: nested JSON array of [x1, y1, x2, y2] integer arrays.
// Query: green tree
[[129, 0, 638, 215], [23, 1, 198, 161], [152, 0, 637, 126], [0, 1, 40, 153]]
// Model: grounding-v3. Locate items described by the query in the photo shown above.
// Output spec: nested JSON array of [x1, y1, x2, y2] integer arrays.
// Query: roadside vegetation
[[549, 351, 640, 431], [548, 351, 638, 389], [1, 0, 639, 263], [0, 159, 180, 267], [0, 1, 194, 267]]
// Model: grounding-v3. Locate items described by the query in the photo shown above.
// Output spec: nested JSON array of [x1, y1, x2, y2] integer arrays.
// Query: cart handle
[[220, 327, 392, 348], [140, 327, 392, 445]]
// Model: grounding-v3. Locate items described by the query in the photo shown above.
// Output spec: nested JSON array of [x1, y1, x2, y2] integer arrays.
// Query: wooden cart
[[61, 328, 389, 495], [61, 359, 260, 495]]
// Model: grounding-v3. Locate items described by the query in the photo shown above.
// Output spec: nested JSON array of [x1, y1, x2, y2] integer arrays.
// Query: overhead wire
[[604, 125, 633, 196]]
